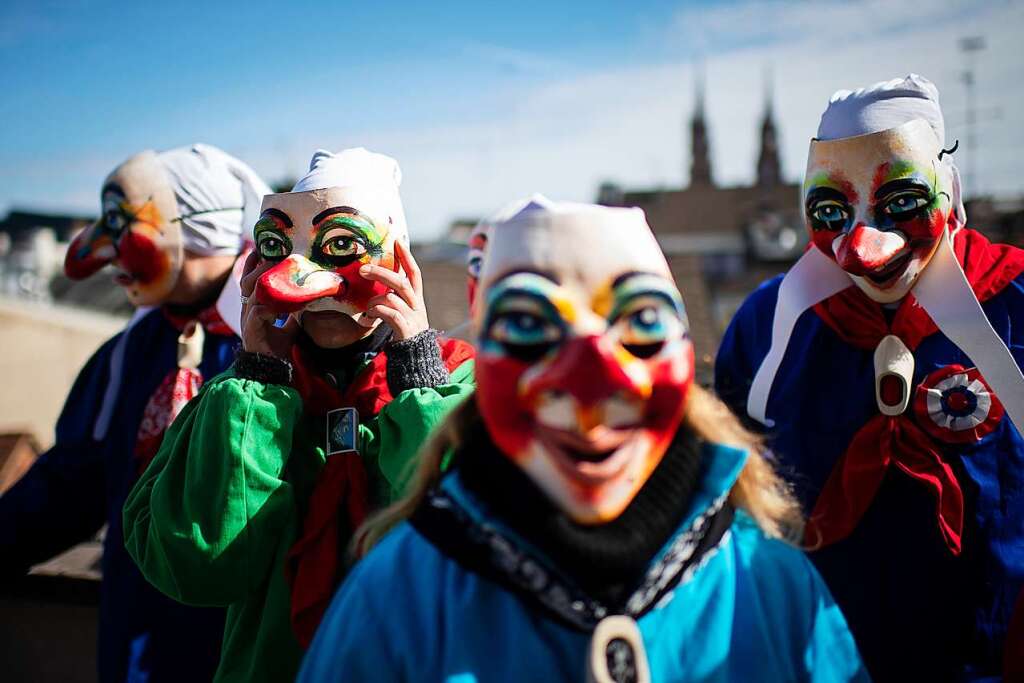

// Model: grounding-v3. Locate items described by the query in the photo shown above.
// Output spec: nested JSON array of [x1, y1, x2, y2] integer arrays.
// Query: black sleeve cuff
[[386, 329, 450, 395], [234, 350, 293, 386]]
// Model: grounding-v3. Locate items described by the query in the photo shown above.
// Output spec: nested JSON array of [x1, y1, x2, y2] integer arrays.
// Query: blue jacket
[[715, 274, 1024, 681], [0, 308, 236, 683], [299, 441, 868, 683]]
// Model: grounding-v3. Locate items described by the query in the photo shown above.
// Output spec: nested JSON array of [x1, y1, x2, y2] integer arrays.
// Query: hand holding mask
[[474, 201, 694, 524], [247, 148, 422, 349]]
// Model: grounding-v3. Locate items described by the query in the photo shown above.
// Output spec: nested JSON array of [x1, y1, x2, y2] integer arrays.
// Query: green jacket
[[123, 359, 475, 683]]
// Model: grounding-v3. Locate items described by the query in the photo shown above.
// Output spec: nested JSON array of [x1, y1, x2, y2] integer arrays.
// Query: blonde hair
[[353, 385, 803, 558]]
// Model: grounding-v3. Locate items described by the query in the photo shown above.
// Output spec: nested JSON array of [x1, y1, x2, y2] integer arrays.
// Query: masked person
[[715, 75, 1024, 680], [123, 148, 475, 683], [0, 144, 269, 683], [448, 193, 552, 341], [298, 200, 867, 683]]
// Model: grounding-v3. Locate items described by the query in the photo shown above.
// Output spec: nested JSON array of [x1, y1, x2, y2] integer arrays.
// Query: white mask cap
[[289, 147, 407, 241], [156, 144, 271, 256]]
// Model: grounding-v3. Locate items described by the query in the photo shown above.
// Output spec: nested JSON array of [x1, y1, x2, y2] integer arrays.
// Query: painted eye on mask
[[486, 303, 564, 362], [256, 231, 291, 260], [881, 192, 930, 221], [613, 296, 686, 359], [322, 232, 367, 259], [808, 200, 851, 232]]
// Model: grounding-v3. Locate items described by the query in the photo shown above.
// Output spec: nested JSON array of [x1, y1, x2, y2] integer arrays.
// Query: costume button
[[874, 335, 914, 416]]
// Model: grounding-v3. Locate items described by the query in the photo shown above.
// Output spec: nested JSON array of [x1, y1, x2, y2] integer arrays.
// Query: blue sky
[[2, 0, 1022, 240]]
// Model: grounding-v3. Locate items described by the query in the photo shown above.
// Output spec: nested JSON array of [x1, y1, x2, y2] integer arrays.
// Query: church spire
[[688, 67, 713, 187], [756, 65, 782, 188]]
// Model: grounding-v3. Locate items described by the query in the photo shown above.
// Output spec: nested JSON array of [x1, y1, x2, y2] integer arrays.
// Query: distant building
[[598, 76, 806, 374]]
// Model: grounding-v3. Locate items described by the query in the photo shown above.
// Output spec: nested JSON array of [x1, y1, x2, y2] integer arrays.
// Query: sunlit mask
[[64, 151, 183, 306], [803, 118, 956, 303], [474, 204, 694, 524], [252, 187, 407, 319], [466, 227, 488, 311]]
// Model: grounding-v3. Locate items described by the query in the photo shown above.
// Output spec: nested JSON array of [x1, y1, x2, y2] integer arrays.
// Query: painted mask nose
[[255, 254, 348, 314], [834, 224, 907, 275], [528, 335, 640, 407], [64, 221, 117, 279]]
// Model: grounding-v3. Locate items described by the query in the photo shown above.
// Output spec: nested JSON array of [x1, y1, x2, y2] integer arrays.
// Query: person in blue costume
[[715, 74, 1024, 681], [0, 144, 270, 683], [300, 200, 867, 683]]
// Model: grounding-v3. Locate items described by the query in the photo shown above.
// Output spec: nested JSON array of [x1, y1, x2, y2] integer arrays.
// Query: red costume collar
[[285, 337, 475, 648], [813, 228, 1024, 351]]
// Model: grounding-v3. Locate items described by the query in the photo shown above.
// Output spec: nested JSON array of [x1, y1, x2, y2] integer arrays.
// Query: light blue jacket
[[300, 441, 869, 682]]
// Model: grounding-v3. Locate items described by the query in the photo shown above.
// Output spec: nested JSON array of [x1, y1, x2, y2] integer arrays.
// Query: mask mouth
[[863, 249, 914, 285], [534, 423, 639, 484]]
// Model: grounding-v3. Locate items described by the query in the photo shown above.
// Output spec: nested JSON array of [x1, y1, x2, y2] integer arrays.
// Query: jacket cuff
[[234, 350, 293, 386], [386, 329, 450, 395]]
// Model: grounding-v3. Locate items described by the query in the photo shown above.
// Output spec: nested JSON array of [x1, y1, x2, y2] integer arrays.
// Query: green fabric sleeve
[[359, 360, 475, 501], [123, 370, 304, 607]]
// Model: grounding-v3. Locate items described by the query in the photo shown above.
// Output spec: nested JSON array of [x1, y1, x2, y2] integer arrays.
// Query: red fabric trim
[[161, 304, 234, 337], [813, 228, 1024, 352], [285, 337, 475, 647], [804, 414, 963, 555]]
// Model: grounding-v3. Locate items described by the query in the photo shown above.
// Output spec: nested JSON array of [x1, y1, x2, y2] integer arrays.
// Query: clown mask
[[252, 186, 407, 322], [64, 151, 183, 306], [474, 203, 694, 525], [466, 223, 488, 312], [803, 118, 957, 303]]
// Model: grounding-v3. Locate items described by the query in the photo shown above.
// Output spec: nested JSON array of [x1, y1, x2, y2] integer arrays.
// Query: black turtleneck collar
[[296, 323, 393, 389], [455, 421, 704, 607]]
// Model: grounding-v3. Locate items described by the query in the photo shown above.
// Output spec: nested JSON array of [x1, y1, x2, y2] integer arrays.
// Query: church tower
[[688, 70, 713, 187], [756, 70, 782, 188]]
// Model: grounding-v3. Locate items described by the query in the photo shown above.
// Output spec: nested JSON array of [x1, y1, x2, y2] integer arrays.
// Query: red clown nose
[[834, 224, 906, 276], [527, 335, 640, 407], [255, 255, 348, 314]]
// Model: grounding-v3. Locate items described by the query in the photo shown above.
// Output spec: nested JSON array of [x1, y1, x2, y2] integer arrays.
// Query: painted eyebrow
[[312, 205, 370, 227], [874, 177, 932, 200], [259, 208, 293, 229], [609, 272, 684, 316], [101, 182, 125, 198], [805, 186, 849, 206], [488, 267, 561, 286]]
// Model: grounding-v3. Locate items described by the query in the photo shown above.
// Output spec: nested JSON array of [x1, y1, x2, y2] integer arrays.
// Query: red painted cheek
[[810, 228, 841, 261], [118, 231, 170, 284], [643, 346, 693, 444], [476, 355, 534, 459], [903, 207, 947, 246], [466, 278, 479, 311], [333, 259, 389, 311]]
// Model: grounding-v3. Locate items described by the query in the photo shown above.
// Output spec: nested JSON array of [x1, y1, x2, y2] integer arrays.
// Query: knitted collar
[[456, 423, 704, 604]]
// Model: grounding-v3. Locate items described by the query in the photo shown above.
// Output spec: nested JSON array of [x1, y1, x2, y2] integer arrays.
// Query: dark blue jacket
[[715, 274, 1024, 681], [0, 308, 236, 683]]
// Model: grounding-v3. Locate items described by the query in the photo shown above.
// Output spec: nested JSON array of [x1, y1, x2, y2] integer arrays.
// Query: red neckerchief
[[133, 304, 235, 475], [285, 337, 475, 648], [805, 228, 1024, 554]]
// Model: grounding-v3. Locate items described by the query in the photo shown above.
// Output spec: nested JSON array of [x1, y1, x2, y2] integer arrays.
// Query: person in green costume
[[123, 147, 476, 683]]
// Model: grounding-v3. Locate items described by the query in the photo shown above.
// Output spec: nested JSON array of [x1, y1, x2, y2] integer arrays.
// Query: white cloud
[[6, 0, 1022, 242]]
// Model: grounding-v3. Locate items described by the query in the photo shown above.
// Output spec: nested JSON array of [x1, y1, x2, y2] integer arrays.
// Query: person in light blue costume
[[300, 200, 867, 682]]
